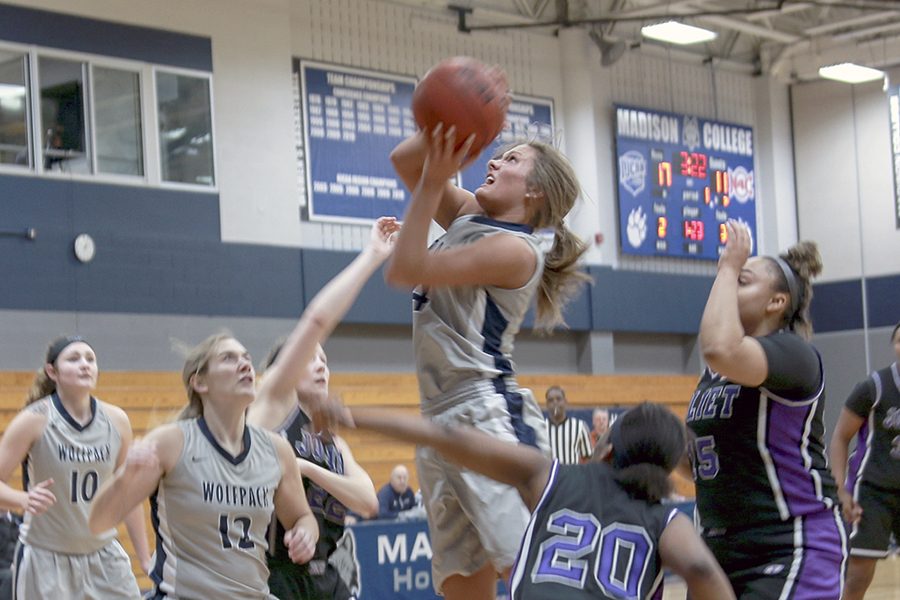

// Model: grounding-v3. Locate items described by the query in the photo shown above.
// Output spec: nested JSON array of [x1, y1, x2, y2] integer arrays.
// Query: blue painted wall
[[0, 2, 211, 70]]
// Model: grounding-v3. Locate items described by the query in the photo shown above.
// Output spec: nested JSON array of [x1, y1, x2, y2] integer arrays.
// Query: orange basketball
[[412, 57, 508, 158]]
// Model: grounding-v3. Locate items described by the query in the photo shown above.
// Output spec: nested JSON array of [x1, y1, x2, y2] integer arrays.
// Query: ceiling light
[[641, 21, 717, 45], [818, 63, 885, 84], [0, 83, 25, 99]]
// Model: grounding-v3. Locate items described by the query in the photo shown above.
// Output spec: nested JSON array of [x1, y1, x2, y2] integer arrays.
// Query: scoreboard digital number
[[614, 104, 757, 260]]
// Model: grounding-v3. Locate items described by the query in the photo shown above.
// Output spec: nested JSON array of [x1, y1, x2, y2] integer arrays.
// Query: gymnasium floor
[[661, 555, 900, 599]]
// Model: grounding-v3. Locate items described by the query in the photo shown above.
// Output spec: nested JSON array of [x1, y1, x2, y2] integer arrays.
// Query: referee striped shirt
[[545, 417, 592, 464]]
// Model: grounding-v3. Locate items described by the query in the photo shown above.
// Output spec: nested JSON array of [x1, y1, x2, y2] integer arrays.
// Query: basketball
[[412, 56, 508, 158]]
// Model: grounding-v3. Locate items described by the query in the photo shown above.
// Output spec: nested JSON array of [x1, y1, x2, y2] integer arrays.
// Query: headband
[[772, 256, 801, 319], [46, 335, 92, 364]]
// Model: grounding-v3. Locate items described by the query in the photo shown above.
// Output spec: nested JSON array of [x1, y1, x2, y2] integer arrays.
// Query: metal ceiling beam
[[803, 10, 899, 35]]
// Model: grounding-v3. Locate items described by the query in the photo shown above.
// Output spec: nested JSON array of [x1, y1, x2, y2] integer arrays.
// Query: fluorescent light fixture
[[641, 21, 717, 45], [0, 83, 25, 99], [818, 63, 885, 84]]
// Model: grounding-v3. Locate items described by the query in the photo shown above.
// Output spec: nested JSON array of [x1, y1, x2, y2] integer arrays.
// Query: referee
[[544, 386, 592, 464]]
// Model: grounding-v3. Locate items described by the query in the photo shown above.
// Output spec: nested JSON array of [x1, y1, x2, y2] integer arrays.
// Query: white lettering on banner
[[377, 532, 433, 564], [393, 567, 432, 592], [616, 108, 679, 144], [508, 101, 535, 116], [701, 123, 753, 156]]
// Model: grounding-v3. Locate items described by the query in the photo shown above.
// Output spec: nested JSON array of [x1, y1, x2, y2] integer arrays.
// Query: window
[[156, 71, 214, 186], [93, 66, 143, 176], [0, 50, 30, 168], [39, 57, 90, 174]]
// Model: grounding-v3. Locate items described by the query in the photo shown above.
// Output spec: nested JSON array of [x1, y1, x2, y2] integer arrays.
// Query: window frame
[[0, 41, 217, 192], [152, 65, 218, 192], [0, 40, 34, 175]]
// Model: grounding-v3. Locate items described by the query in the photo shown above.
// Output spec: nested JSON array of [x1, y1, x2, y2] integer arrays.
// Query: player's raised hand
[[284, 523, 316, 564], [420, 123, 476, 187], [23, 478, 56, 515], [718, 219, 751, 274], [369, 216, 400, 260]]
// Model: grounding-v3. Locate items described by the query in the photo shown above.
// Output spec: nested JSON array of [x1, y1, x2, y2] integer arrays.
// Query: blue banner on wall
[[614, 104, 757, 260], [459, 94, 554, 192], [888, 84, 900, 229], [298, 60, 418, 223]]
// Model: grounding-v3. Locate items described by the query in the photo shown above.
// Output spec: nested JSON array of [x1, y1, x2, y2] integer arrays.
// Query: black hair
[[892, 321, 900, 343], [608, 402, 686, 503]]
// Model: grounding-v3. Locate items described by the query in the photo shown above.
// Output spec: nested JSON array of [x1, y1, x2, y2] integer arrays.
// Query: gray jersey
[[20, 394, 121, 554], [413, 215, 544, 404], [149, 418, 283, 599]]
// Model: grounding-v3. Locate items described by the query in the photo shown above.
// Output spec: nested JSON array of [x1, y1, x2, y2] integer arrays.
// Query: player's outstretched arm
[[89, 425, 179, 534], [272, 435, 318, 564], [349, 407, 552, 510], [296, 435, 378, 518], [659, 513, 735, 600], [251, 217, 399, 429]]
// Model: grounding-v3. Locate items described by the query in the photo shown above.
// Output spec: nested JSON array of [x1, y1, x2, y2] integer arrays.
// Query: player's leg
[[441, 564, 497, 600], [843, 482, 894, 599], [842, 556, 878, 600]]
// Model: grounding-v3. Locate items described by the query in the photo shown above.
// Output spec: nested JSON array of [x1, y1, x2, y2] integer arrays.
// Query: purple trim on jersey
[[766, 401, 827, 516], [790, 510, 845, 600], [846, 421, 870, 493]]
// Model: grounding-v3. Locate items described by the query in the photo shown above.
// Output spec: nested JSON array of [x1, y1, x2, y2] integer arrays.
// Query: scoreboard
[[614, 104, 757, 260]]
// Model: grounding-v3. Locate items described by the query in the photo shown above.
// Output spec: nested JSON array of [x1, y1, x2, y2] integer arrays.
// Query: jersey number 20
[[532, 509, 652, 598]]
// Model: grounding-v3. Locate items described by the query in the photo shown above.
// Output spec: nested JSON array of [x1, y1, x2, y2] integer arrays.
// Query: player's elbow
[[384, 260, 417, 288], [358, 496, 379, 519]]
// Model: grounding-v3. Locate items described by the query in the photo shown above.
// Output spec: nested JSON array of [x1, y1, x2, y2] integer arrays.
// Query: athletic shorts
[[417, 378, 549, 594], [13, 539, 140, 600], [848, 481, 900, 558], [268, 559, 355, 600], [702, 508, 846, 600]]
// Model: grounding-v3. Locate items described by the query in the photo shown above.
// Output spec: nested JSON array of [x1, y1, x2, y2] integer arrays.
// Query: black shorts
[[848, 481, 900, 558], [702, 509, 846, 599], [268, 560, 355, 600]]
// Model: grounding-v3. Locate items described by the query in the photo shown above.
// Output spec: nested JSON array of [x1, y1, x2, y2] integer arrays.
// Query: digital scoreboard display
[[614, 104, 757, 260]]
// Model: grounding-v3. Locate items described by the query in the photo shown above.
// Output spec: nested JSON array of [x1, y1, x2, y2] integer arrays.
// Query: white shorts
[[417, 379, 549, 594], [13, 540, 140, 600]]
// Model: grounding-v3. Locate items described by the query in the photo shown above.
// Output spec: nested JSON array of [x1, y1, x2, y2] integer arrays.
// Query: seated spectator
[[377, 464, 417, 519], [545, 386, 592, 464], [590, 407, 610, 450]]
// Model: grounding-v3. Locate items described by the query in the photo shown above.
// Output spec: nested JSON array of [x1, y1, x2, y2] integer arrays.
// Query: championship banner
[[297, 60, 418, 223]]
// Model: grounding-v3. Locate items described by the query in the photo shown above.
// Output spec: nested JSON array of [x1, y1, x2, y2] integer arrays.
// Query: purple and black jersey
[[845, 362, 900, 493], [687, 331, 838, 530], [267, 405, 347, 565], [509, 461, 677, 600]]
